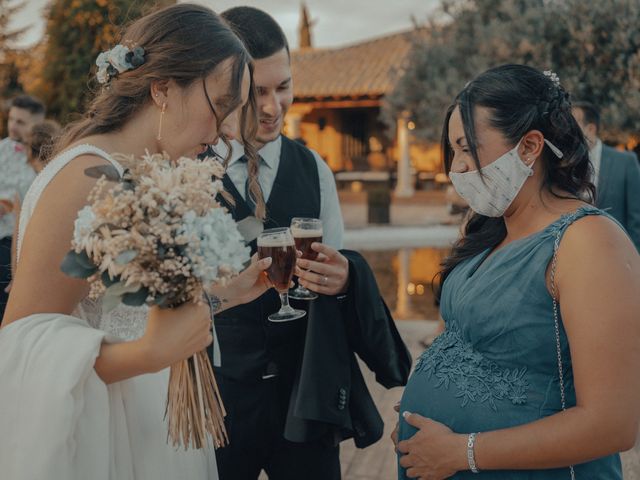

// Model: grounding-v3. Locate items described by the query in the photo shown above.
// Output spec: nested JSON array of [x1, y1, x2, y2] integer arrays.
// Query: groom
[[210, 7, 411, 480]]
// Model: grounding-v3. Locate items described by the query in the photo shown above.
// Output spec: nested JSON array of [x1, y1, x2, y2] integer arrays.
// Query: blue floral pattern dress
[[398, 206, 622, 479]]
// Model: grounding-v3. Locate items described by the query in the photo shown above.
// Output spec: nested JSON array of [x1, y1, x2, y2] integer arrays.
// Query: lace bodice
[[17, 144, 148, 341]]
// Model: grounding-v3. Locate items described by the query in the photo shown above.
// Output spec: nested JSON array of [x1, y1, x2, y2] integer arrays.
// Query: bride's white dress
[[0, 144, 218, 479]]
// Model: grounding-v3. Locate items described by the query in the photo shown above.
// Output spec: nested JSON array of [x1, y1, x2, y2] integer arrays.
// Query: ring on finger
[[323, 275, 329, 285]]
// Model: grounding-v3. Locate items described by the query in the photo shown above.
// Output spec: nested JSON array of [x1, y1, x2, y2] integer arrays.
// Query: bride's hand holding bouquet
[[141, 253, 272, 370]]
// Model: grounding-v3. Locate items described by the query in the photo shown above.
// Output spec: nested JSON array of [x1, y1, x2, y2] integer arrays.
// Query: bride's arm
[[3, 155, 212, 385], [205, 254, 273, 313]]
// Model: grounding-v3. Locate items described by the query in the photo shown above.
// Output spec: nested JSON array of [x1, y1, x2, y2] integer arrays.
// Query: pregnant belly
[[398, 363, 541, 443]]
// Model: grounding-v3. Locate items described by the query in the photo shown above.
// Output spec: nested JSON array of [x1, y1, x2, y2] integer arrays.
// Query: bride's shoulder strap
[[17, 144, 124, 261]]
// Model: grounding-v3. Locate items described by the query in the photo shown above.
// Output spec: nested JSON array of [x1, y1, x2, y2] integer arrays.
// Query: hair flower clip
[[95, 44, 146, 84]]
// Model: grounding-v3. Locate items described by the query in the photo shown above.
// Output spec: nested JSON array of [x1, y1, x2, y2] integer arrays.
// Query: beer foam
[[257, 236, 294, 248], [290, 227, 323, 238]]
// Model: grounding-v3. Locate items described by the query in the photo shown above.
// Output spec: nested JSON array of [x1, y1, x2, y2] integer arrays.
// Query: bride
[[0, 4, 267, 479]]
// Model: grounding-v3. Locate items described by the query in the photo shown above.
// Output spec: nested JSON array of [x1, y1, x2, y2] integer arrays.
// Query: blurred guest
[[0, 95, 45, 317], [26, 119, 61, 173], [573, 101, 640, 250]]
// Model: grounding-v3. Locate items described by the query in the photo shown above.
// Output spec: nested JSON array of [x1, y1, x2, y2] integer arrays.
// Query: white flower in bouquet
[[73, 206, 96, 251]]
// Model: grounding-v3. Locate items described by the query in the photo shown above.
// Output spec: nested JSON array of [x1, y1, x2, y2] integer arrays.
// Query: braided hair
[[436, 64, 594, 299]]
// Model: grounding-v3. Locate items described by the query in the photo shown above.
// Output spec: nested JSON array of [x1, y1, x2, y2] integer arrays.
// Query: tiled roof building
[[291, 31, 414, 101], [285, 23, 435, 198]]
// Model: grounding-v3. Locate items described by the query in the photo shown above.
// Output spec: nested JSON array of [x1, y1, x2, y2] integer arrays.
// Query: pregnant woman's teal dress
[[398, 206, 622, 479]]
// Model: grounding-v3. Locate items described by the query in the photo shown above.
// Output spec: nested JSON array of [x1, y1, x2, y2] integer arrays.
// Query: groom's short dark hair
[[221, 6, 289, 60]]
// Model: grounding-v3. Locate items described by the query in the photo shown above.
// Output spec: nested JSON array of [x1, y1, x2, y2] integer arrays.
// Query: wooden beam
[[292, 98, 382, 109]]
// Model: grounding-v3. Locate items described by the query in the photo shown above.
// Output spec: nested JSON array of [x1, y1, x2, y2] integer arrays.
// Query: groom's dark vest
[[211, 136, 321, 381]]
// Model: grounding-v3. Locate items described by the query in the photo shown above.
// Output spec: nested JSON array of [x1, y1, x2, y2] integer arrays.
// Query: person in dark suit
[[209, 7, 412, 480], [573, 101, 640, 251]]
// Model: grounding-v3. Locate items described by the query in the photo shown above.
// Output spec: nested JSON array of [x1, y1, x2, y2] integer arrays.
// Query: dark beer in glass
[[289, 218, 323, 300], [257, 228, 306, 322]]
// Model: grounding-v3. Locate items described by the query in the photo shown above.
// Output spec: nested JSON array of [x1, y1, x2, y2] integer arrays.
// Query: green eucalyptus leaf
[[115, 249, 138, 265], [122, 287, 150, 307], [101, 271, 120, 287], [104, 281, 140, 297], [101, 292, 122, 313], [121, 181, 135, 191], [153, 294, 169, 306], [75, 250, 96, 269], [236, 216, 264, 243], [60, 250, 98, 278], [83, 165, 121, 181]]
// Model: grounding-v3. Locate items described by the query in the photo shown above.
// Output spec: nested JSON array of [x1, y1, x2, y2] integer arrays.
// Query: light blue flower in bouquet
[[180, 208, 251, 285]]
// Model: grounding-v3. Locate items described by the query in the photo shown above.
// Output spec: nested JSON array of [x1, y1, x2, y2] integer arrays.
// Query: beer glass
[[257, 227, 306, 322], [289, 217, 323, 300]]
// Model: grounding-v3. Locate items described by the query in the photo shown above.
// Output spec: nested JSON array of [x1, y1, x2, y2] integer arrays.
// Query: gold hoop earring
[[156, 103, 166, 141]]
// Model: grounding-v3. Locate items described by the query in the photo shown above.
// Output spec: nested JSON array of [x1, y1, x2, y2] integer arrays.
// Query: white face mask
[[449, 138, 563, 217]]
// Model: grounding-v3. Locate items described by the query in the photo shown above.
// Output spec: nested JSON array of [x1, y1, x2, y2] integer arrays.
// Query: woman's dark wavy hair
[[435, 64, 594, 300]]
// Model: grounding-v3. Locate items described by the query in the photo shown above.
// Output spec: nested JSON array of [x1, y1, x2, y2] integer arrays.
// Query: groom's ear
[[150, 80, 170, 106]]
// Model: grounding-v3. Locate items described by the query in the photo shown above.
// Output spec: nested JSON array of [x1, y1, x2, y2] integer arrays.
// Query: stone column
[[394, 112, 414, 198], [285, 112, 303, 139], [395, 248, 411, 319]]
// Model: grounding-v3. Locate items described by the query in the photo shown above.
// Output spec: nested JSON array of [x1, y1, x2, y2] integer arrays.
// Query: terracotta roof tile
[[291, 30, 416, 99]]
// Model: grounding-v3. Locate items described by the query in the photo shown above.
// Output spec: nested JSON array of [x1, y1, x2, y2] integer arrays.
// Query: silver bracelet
[[467, 432, 480, 473]]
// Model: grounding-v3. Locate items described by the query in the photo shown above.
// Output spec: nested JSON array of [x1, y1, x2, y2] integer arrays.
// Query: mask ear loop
[[519, 137, 563, 171], [543, 139, 564, 158]]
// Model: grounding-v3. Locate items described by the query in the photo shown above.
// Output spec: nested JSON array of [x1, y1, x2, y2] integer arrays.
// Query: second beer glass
[[289, 217, 323, 300], [257, 227, 306, 322]]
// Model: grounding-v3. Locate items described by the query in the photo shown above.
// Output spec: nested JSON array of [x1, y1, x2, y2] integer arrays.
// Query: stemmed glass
[[257, 227, 306, 322], [288, 217, 323, 301]]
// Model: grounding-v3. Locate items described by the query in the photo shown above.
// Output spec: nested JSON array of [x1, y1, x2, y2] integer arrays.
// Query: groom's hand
[[295, 243, 349, 296]]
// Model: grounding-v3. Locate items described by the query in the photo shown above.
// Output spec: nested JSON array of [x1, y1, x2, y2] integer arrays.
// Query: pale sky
[[13, 0, 438, 49]]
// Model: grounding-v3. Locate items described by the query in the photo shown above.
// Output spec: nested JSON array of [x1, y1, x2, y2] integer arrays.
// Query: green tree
[[0, 0, 28, 137], [386, 0, 640, 143], [38, 0, 173, 124], [0, 0, 27, 68]]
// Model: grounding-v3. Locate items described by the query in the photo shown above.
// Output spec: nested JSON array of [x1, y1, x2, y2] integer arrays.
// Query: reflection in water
[[361, 247, 450, 320]]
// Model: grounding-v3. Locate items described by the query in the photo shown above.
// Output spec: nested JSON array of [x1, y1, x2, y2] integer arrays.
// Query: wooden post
[[285, 113, 303, 139], [395, 248, 412, 319], [395, 112, 414, 198]]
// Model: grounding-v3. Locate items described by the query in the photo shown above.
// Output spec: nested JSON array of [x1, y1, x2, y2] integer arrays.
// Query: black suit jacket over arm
[[284, 250, 412, 448]]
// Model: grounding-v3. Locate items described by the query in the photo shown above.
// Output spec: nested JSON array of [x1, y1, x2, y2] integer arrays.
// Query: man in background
[[573, 101, 640, 251], [0, 95, 45, 317]]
